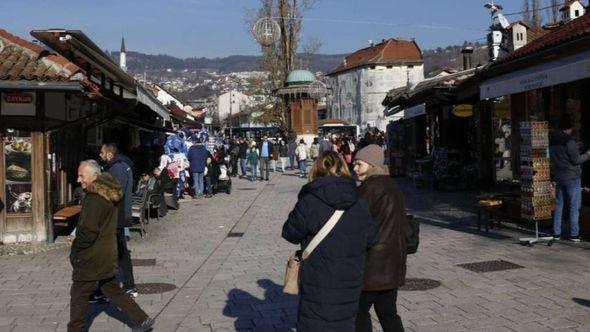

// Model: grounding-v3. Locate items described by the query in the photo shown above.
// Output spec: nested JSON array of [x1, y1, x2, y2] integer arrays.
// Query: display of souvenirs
[[520, 121, 553, 220]]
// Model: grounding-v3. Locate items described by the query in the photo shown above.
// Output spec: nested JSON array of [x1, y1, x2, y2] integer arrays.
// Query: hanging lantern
[[253, 17, 281, 47], [308, 80, 328, 100]]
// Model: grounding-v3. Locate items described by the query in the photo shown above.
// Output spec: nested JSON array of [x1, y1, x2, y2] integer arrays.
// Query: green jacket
[[70, 173, 122, 281]]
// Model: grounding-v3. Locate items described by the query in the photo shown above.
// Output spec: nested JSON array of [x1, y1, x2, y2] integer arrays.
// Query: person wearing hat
[[353, 144, 407, 332]]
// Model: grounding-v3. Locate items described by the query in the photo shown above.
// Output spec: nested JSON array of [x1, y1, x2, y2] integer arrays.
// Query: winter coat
[[288, 141, 297, 157], [319, 139, 332, 154], [187, 144, 209, 173], [248, 148, 260, 165], [296, 144, 308, 161], [357, 165, 407, 291], [105, 154, 134, 228], [550, 129, 589, 183], [272, 144, 280, 161], [238, 142, 249, 159], [279, 144, 289, 158], [282, 176, 376, 332], [70, 173, 122, 281], [310, 143, 320, 159]]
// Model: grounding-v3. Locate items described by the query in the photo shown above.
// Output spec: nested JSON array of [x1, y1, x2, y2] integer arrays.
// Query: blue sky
[[2, 0, 530, 58]]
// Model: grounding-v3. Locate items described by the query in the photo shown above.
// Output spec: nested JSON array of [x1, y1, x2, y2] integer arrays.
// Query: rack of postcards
[[520, 121, 553, 221]]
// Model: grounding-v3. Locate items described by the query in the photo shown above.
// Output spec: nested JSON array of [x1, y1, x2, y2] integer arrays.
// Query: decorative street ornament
[[308, 80, 328, 100], [253, 17, 281, 47]]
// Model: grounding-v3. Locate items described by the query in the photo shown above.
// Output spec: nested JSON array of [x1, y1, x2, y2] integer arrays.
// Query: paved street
[[1, 172, 590, 331]]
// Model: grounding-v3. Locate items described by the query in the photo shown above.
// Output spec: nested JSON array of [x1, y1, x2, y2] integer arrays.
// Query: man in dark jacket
[[68, 160, 154, 332], [319, 135, 333, 154], [282, 153, 376, 332], [353, 144, 407, 332], [187, 138, 209, 198], [100, 143, 137, 297], [238, 138, 249, 177], [550, 117, 590, 242]]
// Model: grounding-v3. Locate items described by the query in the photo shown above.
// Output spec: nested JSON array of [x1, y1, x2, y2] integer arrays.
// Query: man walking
[[100, 143, 137, 297], [259, 136, 273, 181], [319, 134, 333, 154], [187, 138, 209, 198], [68, 160, 154, 332], [550, 116, 590, 242], [238, 138, 249, 177]]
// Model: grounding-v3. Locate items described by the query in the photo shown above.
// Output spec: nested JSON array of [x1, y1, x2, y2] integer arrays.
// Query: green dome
[[285, 70, 315, 86]]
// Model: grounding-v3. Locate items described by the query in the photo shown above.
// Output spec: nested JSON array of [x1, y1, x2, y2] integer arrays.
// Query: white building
[[560, 0, 586, 22], [152, 84, 186, 109], [217, 90, 249, 121], [326, 38, 424, 131]]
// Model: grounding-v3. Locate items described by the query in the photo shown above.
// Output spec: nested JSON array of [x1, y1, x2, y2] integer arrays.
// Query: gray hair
[[80, 159, 101, 175]]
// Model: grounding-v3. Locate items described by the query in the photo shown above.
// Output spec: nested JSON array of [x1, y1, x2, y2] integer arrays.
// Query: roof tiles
[[327, 38, 423, 76]]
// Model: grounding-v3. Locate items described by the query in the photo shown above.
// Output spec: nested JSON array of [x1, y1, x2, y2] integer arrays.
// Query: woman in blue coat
[[282, 151, 377, 332]]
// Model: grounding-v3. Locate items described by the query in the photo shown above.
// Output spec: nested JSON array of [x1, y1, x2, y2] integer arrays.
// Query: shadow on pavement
[[85, 302, 133, 329], [416, 216, 513, 240], [223, 279, 298, 331], [573, 298, 590, 307]]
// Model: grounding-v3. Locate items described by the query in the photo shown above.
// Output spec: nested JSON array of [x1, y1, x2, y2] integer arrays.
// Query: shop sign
[[1, 92, 36, 116], [452, 104, 473, 117], [4, 92, 34, 104], [481, 49, 590, 99]]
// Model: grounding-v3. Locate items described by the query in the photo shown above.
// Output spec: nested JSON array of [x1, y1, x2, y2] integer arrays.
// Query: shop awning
[[481, 48, 590, 99], [136, 85, 170, 121]]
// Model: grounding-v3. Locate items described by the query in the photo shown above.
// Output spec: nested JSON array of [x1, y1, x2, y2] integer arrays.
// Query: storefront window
[[3, 130, 33, 214]]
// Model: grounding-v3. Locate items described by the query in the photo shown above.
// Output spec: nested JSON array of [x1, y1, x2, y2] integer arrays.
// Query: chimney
[[461, 47, 474, 70]]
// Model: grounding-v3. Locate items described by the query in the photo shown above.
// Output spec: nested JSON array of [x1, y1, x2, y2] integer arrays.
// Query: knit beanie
[[354, 144, 384, 166]]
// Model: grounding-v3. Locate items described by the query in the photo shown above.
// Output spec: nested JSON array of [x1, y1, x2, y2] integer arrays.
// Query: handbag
[[283, 210, 345, 295]]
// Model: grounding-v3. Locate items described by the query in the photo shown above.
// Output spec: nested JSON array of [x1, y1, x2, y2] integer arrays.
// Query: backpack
[[406, 214, 420, 254]]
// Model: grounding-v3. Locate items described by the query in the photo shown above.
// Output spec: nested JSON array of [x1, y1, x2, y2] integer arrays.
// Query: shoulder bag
[[283, 210, 345, 295]]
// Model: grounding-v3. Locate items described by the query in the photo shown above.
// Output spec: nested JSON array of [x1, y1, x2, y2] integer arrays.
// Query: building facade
[[326, 39, 424, 131]]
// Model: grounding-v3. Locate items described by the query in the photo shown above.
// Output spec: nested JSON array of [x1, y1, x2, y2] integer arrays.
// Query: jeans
[[204, 176, 212, 195], [239, 158, 247, 176], [192, 172, 204, 196], [176, 171, 186, 198], [289, 155, 296, 169], [116, 228, 135, 290], [356, 289, 404, 332], [68, 277, 148, 331], [250, 162, 258, 180], [554, 178, 582, 237], [230, 157, 238, 176], [298, 160, 307, 176]]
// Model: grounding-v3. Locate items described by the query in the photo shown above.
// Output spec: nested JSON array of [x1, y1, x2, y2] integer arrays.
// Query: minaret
[[120, 36, 127, 72]]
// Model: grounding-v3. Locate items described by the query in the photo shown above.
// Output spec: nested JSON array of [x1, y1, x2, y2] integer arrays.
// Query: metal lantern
[[253, 17, 281, 47], [308, 80, 328, 100]]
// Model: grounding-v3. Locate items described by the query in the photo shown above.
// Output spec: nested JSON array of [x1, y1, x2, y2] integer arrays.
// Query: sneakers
[[132, 318, 155, 332], [553, 234, 561, 240], [570, 236, 581, 243], [88, 293, 110, 304], [125, 288, 139, 299]]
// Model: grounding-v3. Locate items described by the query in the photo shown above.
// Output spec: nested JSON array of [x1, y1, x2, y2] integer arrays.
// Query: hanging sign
[[1, 92, 36, 116], [452, 104, 473, 117]]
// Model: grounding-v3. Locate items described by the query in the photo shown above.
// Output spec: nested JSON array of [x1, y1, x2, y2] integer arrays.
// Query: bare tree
[[532, 0, 542, 27], [548, 0, 560, 23], [300, 37, 322, 70], [522, 0, 532, 24], [245, 0, 318, 130]]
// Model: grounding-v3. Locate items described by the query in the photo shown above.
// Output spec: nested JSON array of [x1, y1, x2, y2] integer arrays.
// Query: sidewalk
[[1, 173, 590, 331]]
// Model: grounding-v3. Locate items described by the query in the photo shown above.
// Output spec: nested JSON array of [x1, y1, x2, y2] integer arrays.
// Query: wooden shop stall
[[0, 29, 170, 243]]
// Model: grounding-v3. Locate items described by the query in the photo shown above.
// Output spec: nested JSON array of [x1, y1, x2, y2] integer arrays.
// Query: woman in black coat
[[282, 151, 377, 332]]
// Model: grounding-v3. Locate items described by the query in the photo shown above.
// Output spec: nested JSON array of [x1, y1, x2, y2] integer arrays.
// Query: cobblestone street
[[1, 172, 590, 331]]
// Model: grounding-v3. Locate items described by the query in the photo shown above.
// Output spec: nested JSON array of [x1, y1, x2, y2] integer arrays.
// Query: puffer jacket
[[70, 173, 122, 281], [357, 165, 407, 291], [282, 176, 376, 332]]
